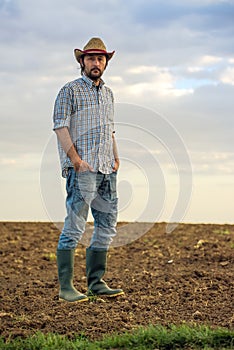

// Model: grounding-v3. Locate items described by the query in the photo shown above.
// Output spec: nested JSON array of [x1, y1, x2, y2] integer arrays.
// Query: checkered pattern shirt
[[53, 75, 115, 177]]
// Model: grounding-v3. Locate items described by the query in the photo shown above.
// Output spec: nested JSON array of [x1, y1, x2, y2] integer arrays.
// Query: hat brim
[[74, 48, 115, 62]]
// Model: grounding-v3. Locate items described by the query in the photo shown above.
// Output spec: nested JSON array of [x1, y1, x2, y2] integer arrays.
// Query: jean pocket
[[76, 171, 97, 204], [77, 169, 90, 175], [66, 168, 75, 194], [110, 172, 117, 200]]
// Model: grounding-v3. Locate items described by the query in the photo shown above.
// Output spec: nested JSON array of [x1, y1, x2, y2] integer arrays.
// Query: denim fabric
[[58, 168, 118, 250]]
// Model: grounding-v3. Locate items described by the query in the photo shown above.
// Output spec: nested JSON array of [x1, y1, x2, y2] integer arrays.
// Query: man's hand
[[112, 133, 119, 172], [112, 159, 120, 172], [73, 160, 94, 173]]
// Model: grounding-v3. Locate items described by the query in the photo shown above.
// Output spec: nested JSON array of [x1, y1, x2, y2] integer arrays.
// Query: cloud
[[132, 0, 234, 32], [191, 151, 234, 175], [220, 67, 234, 85], [160, 83, 234, 156], [0, 0, 19, 17], [123, 65, 193, 97], [197, 55, 223, 65]]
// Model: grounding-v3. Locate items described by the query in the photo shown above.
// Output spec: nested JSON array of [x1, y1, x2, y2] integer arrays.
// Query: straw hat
[[74, 37, 115, 63]]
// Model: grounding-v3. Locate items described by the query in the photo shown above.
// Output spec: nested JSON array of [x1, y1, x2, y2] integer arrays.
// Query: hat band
[[82, 49, 108, 55]]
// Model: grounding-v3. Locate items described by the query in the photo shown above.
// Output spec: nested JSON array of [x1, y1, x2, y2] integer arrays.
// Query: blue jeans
[[58, 168, 118, 250]]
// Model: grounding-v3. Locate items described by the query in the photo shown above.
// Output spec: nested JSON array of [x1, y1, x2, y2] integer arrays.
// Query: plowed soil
[[0, 222, 233, 341]]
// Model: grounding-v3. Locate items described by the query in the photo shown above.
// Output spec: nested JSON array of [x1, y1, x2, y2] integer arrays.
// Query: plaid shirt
[[53, 75, 115, 177]]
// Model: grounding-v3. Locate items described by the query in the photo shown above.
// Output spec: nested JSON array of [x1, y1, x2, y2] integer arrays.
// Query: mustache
[[91, 68, 101, 72]]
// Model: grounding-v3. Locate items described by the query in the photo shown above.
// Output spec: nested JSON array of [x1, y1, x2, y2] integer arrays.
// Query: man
[[53, 38, 124, 302]]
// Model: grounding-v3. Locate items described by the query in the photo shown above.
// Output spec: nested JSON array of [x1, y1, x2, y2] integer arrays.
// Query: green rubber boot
[[86, 248, 124, 297], [57, 249, 88, 302]]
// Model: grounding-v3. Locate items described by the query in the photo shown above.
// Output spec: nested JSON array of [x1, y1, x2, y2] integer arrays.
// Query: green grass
[[213, 229, 231, 235], [0, 324, 233, 349]]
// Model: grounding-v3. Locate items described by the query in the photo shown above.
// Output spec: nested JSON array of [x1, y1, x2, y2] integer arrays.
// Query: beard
[[86, 68, 103, 81]]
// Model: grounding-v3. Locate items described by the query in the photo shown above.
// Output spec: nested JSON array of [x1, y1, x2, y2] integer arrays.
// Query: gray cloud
[[132, 1, 234, 31], [160, 83, 234, 155], [1, 0, 233, 148]]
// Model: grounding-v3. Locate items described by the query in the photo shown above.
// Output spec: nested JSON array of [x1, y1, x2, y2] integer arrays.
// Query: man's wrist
[[72, 157, 82, 169]]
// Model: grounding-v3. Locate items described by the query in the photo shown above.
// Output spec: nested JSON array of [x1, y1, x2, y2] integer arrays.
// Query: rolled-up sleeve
[[53, 85, 73, 130]]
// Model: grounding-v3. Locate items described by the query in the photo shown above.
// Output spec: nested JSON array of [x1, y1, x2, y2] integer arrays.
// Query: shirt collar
[[82, 74, 105, 88]]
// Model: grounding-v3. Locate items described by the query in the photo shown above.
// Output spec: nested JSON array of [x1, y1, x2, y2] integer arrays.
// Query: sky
[[1, 0, 234, 225]]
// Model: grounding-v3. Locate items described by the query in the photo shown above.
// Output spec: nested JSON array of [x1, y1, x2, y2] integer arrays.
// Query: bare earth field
[[0, 222, 233, 341]]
